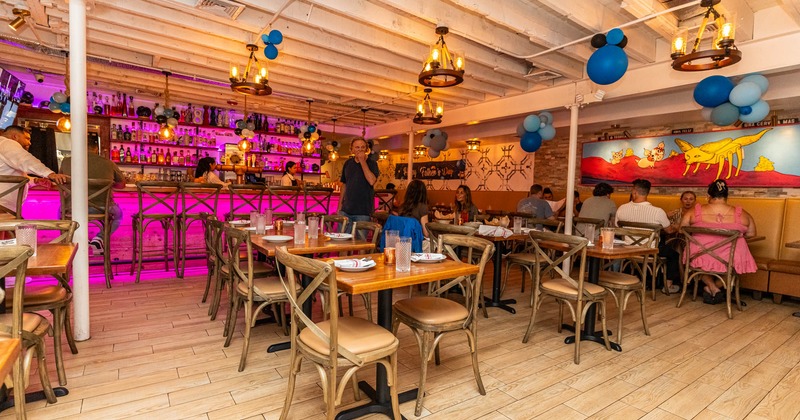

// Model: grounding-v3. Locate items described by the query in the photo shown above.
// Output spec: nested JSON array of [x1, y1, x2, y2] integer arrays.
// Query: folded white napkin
[[410, 253, 446, 262], [0, 239, 17, 246], [478, 225, 513, 238], [333, 259, 376, 269]]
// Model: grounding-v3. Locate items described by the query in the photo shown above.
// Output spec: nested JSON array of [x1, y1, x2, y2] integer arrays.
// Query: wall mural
[[581, 124, 800, 187]]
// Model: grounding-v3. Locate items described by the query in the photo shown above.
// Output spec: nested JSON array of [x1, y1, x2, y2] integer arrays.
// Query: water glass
[[396, 237, 411, 273], [265, 209, 273, 226], [601, 227, 615, 249], [308, 216, 319, 239], [255, 213, 267, 235], [15, 224, 37, 256], [513, 217, 523, 234], [385, 230, 399, 249], [296, 212, 305, 224], [250, 211, 259, 224], [583, 224, 596, 246], [294, 221, 306, 245]]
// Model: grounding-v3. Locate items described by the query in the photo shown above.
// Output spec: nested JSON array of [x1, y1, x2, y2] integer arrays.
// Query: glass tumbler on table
[[513, 217, 523, 234], [396, 237, 411, 273], [15, 224, 37, 256], [385, 230, 399, 249], [601, 227, 615, 249], [294, 221, 306, 245], [307, 217, 319, 239], [296, 212, 305, 224], [265, 209, 273, 226], [583, 224, 596, 246]]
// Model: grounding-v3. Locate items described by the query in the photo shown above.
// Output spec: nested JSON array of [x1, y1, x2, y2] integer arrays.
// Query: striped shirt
[[615, 201, 670, 228]]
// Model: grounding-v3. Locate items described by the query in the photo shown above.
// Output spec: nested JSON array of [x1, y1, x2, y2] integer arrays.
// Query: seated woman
[[668, 190, 697, 225], [280, 161, 303, 187], [454, 185, 479, 224], [398, 180, 429, 240], [680, 179, 757, 304], [194, 157, 229, 187]]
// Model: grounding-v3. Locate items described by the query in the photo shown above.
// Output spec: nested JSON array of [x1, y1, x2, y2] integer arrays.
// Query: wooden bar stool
[[226, 184, 266, 221], [177, 182, 222, 278], [303, 186, 334, 215], [131, 181, 180, 283], [267, 185, 301, 215]]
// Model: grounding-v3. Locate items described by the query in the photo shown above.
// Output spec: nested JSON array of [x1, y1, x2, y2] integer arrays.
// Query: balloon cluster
[[152, 104, 180, 138], [422, 129, 449, 158], [587, 28, 629, 85], [298, 122, 320, 142], [693, 74, 770, 127], [517, 111, 555, 153], [233, 118, 257, 140], [48, 91, 70, 114], [260, 30, 283, 60]]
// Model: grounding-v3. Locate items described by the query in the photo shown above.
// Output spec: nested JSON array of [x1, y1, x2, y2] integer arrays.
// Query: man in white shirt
[[615, 178, 681, 294], [0, 125, 68, 214]]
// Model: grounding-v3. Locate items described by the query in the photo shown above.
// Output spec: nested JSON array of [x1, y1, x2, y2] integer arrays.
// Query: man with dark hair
[[578, 182, 617, 227], [516, 183, 554, 219], [0, 125, 68, 213], [616, 178, 681, 293]]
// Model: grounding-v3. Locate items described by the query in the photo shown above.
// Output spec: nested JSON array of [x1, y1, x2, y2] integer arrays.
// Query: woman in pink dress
[[680, 179, 757, 304]]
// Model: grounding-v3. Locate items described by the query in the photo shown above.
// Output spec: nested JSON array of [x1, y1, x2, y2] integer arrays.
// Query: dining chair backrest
[[227, 184, 266, 221], [617, 221, 663, 247], [573, 217, 605, 238], [303, 186, 334, 215], [0, 175, 28, 218], [57, 178, 114, 220], [0, 220, 78, 245], [179, 182, 222, 219], [322, 214, 349, 234], [529, 230, 590, 296], [527, 217, 564, 233], [425, 222, 477, 253], [681, 226, 740, 276], [352, 221, 382, 250], [199, 212, 216, 255], [0, 245, 34, 335], [275, 246, 364, 366], [374, 188, 398, 213], [136, 181, 180, 217], [267, 185, 301, 215], [433, 234, 493, 324], [223, 226, 257, 301], [611, 227, 658, 274], [209, 218, 227, 269]]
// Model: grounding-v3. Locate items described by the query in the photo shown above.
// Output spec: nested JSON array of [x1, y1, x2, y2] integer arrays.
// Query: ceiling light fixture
[[328, 118, 338, 162], [158, 71, 175, 141], [414, 145, 427, 158], [466, 138, 481, 152], [230, 44, 272, 96], [413, 88, 443, 125], [8, 8, 29, 31], [379, 150, 389, 160], [237, 95, 252, 152], [302, 98, 316, 155], [671, 0, 741, 71], [419, 26, 465, 88]]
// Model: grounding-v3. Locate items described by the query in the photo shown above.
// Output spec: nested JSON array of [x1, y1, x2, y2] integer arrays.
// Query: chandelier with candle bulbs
[[230, 44, 272, 96], [419, 26, 465, 88], [670, 0, 741, 71], [413, 88, 443, 125]]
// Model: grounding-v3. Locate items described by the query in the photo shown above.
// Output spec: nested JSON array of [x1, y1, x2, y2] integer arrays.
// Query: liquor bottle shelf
[[109, 139, 219, 151]]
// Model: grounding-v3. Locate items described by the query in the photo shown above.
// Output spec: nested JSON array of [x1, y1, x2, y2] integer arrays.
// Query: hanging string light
[[157, 71, 175, 141], [54, 54, 71, 132], [328, 118, 339, 162], [238, 95, 251, 152]]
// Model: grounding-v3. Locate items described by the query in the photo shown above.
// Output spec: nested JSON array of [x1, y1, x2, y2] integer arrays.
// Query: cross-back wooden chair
[[225, 184, 265, 221], [677, 226, 743, 318], [617, 220, 669, 300], [177, 182, 222, 278], [303, 186, 334, 215], [425, 222, 477, 253], [58, 178, 114, 288], [0, 220, 79, 386], [199, 212, 217, 305], [321, 214, 349, 234], [222, 227, 286, 371], [275, 247, 400, 420], [373, 188, 398, 213], [131, 181, 180, 283], [0, 175, 27, 219], [573, 217, 605, 238], [0, 245, 58, 412], [392, 234, 493, 416], [597, 227, 656, 344], [522, 230, 610, 364], [502, 217, 564, 297], [267, 186, 301, 215]]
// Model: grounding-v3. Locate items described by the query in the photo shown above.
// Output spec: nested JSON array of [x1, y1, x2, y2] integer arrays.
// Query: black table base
[[485, 239, 516, 315], [0, 386, 69, 413], [563, 256, 622, 352], [336, 383, 417, 420], [564, 331, 622, 352], [483, 296, 516, 314]]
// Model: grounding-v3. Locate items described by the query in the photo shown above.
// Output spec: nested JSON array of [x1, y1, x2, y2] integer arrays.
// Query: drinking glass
[[15, 224, 37, 256], [294, 221, 306, 245], [513, 217, 523, 234], [296, 212, 305, 224], [601, 228, 615, 249], [396, 237, 411, 273], [265, 209, 273, 226], [385, 230, 399, 249], [250, 211, 259, 225], [583, 224, 596, 246], [308, 216, 319, 239], [255, 213, 267, 235]]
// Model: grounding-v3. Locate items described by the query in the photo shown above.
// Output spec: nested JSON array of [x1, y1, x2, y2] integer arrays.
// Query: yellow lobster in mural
[[674, 128, 771, 179]]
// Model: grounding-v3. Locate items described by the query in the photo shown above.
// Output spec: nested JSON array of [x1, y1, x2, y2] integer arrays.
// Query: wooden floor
[[5, 264, 800, 420]]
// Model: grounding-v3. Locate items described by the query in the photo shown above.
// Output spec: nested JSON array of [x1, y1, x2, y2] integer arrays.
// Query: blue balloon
[[539, 111, 554, 125], [693, 75, 734, 108], [729, 82, 762, 107], [520, 131, 542, 153], [422, 135, 431, 147], [308, 125, 316, 133], [261, 34, 269, 44], [539, 124, 556, 141], [264, 44, 279, 60], [516, 122, 526, 137], [586, 45, 628, 85], [739, 106, 752, 116], [428, 148, 440, 158], [59, 102, 71, 113], [268, 30, 283, 45], [710, 102, 740, 126], [740, 74, 769, 94], [739, 100, 769, 123], [606, 28, 624, 46], [523, 114, 540, 132], [430, 136, 447, 151]]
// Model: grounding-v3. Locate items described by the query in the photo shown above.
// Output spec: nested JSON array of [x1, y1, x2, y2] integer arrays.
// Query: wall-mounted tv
[[0, 68, 26, 129]]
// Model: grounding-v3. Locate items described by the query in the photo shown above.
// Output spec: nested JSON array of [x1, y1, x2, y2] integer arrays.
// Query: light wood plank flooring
[[4, 265, 800, 419]]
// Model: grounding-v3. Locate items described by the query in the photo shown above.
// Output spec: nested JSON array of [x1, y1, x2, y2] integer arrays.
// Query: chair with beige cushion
[[617, 220, 669, 300], [503, 217, 564, 299], [425, 222, 477, 253], [392, 234, 494, 416], [597, 227, 656, 344], [0, 220, 78, 386], [275, 246, 400, 420], [522, 230, 610, 364], [222, 226, 286, 371], [0, 175, 27, 219], [0, 245, 58, 412]]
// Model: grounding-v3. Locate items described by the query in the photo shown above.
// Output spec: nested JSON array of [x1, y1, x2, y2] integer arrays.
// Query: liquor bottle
[[209, 107, 216, 127], [110, 124, 118, 141], [123, 125, 131, 141], [228, 109, 235, 128], [131, 146, 138, 163], [172, 151, 178, 166], [91, 92, 99, 114], [218, 108, 225, 127], [139, 145, 147, 163], [111, 145, 120, 162], [128, 96, 135, 117], [165, 149, 172, 165], [130, 123, 138, 142], [178, 150, 185, 166], [119, 146, 126, 163], [149, 147, 157, 164], [103, 95, 111, 115], [122, 93, 128, 117], [157, 148, 166, 165], [185, 103, 192, 123], [124, 147, 132, 163]]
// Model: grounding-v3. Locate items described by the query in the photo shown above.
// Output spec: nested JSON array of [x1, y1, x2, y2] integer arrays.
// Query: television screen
[[0, 68, 25, 129], [0, 101, 18, 129]]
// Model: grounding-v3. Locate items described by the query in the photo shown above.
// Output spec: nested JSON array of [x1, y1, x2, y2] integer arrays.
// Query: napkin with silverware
[[478, 225, 513, 238], [333, 258, 376, 269]]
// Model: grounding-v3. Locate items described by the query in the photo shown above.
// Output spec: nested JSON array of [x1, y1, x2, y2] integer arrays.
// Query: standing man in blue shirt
[[337, 138, 379, 232]]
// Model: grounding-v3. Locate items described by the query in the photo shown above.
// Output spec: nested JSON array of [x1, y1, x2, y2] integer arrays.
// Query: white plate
[[411, 253, 446, 263], [325, 233, 353, 240], [244, 225, 274, 232], [339, 265, 376, 272], [229, 220, 250, 226], [262, 235, 293, 243], [334, 259, 377, 272]]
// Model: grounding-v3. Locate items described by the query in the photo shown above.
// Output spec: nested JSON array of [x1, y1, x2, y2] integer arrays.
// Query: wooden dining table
[[536, 240, 657, 352], [334, 253, 480, 420]]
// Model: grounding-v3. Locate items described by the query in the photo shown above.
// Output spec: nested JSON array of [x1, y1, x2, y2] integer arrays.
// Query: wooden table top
[[537, 240, 658, 259], [0, 338, 21, 383], [20, 243, 78, 276], [785, 240, 800, 249], [250, 228, 375, 257], [333, 253, 480, 295]]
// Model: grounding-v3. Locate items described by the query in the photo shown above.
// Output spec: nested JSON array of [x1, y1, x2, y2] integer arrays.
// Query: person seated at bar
[[454, 185, 478, 224], [615, 178, 681, 294], [679, 179, 757, 304], [280, 161, 303, 187], [668, 190, 697, 225], [516, 184, 554, 220], [578, 182, 616, 227], [61, 139, 125, 254], [194, 157, 229, 186], [398, 179, 430, 240], [0, 125, 68, 215]]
